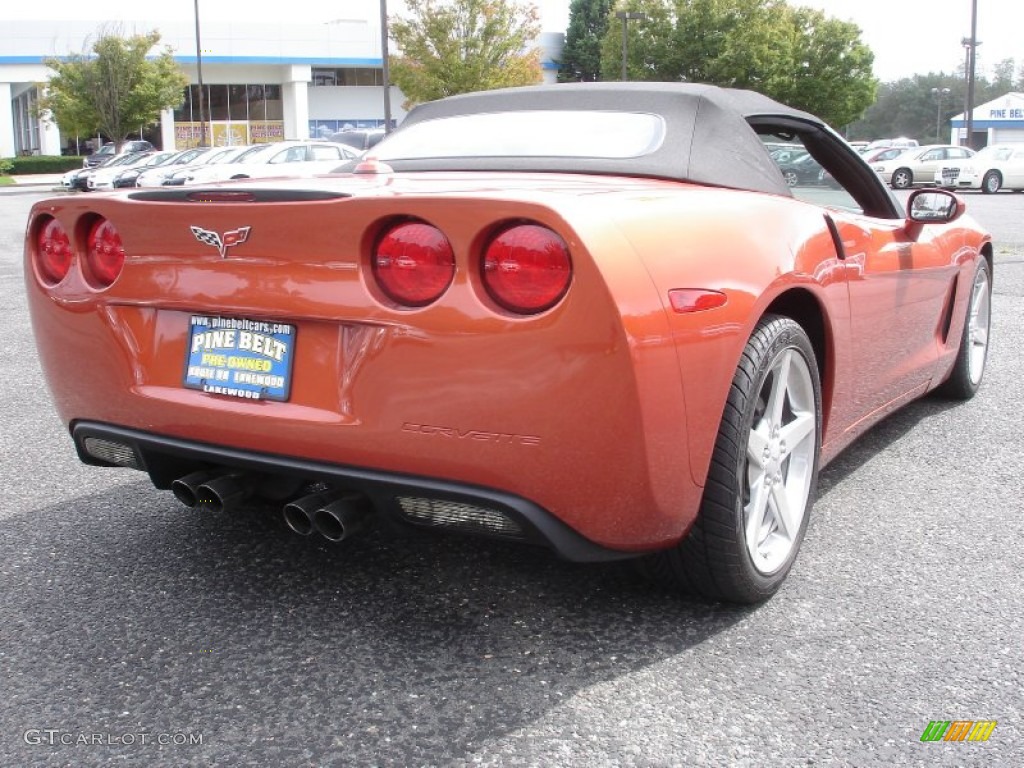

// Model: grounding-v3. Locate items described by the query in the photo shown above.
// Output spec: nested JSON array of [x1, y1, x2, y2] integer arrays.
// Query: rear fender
[[598, 191, 844, 485]]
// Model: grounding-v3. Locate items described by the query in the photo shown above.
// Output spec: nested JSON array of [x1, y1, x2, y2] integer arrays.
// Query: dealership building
[[950, 92, 1024, 147], [1, 11, 563, 158]]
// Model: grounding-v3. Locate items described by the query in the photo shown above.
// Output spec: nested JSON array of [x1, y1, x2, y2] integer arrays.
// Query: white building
[[950, 92, 1024, 147], [2, 14, 563, 157]]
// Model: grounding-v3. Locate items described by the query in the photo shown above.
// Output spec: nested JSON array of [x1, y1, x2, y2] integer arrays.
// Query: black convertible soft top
[[386, 82, 832, 196]]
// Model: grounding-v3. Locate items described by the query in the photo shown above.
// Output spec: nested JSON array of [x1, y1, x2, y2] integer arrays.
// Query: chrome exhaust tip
[[194, 473, 249, 513], [282, 505, 314, 536], [312, 494, 373, 542], [281, 491, 339, 536], [171, 470, 221, 508]]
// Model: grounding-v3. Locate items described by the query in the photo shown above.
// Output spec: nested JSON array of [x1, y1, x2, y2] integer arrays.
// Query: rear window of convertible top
[[372, 110, 666, 161]]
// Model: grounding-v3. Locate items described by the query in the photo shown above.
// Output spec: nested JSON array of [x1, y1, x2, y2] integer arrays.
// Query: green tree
[[599, 0, 876, 128], [772, 6, 876, 129], [846, 68, 1013, 145], [389, 0, 543, 109], [559, 0, 614, 81], [39, 29, 188, 149], [990, 58, 1016, 95], [599, 0, 675, 81], [847, 78, 927, 142]]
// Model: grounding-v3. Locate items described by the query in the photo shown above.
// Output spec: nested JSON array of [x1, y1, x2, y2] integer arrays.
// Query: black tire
[[643, 315, 822, 603], [891, 168, 913, 189], [784, 170, 799, 187], [936, 258, 992, 399], [981, 170, 1002, 194]]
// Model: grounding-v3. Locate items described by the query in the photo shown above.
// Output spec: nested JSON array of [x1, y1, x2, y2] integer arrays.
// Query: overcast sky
[[4, 0, 1017, 83]]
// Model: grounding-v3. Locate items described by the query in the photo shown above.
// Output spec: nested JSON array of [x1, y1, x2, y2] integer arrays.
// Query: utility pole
[[964, 0, 979, 149], [932, 87, 951, 142], [193, 0, 208, 147], [379, 0, 392, 134], [616, 11, 645, 82]]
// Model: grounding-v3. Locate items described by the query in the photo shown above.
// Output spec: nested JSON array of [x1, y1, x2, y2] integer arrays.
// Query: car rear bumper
[[72, 421, 638, 562]]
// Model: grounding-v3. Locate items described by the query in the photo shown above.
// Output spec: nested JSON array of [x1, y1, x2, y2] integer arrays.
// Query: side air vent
[[82, 437, 141, 469], [396, 497, 526, 540]]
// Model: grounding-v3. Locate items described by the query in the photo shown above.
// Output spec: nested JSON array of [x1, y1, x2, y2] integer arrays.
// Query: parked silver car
[[872, 145, 976, 189]]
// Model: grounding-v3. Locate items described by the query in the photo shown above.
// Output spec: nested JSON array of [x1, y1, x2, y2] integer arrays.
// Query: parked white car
[[861, 146, 906, 164], [872, 144, 976, 189], [933, 144, 1024, 193], [63, 152, 147, 191], [135, 146, 246, 188], [87, 151, 174, 191], [124, 147, 208, 188], [171, 141, 360, 186], [865, 137, 919, 151], [158, 145, 254, 186]]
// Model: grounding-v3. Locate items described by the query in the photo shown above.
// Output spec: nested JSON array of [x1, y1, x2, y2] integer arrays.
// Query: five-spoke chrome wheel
[[744, 348, 817, 574], [649, 315, 822, 603], [967, 261, 992, 386], [937, 258, 992, 400]]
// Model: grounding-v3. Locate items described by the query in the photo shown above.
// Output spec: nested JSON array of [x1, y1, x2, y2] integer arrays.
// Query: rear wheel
[[936, 258, 992, 399], [784, 170, 799, 187], [982, 170, 1002, 194], [645, 315, 821, 603], [891, 168, 913, 189]]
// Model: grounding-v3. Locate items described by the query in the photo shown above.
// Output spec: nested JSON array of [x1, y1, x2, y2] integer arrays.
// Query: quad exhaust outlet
[[171, 471, 254, 513], [283, 491, 373, 541], [172, 471, 374, 540]]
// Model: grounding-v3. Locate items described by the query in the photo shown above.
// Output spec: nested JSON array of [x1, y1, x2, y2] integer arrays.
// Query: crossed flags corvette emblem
[[190, 225, 251, 258]]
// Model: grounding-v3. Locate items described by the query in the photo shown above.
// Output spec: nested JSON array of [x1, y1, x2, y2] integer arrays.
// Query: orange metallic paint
[[24, 173, 990, 552]]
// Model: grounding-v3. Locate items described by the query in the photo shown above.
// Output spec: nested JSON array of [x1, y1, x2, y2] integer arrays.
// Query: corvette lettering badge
[[190, 225, 251, 258]]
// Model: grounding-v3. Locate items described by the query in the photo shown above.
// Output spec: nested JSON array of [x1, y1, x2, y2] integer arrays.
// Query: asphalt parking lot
[[0, 185, 1021, 767]]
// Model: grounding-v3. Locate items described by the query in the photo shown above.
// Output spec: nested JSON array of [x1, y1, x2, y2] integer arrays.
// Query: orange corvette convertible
[[24, 84, 992, 603]]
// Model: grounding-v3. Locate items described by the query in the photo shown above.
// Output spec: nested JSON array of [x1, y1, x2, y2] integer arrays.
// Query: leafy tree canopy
[[598, 0, 877, 128], [39, 29, 189, 148], [559, 0, 615, 82], [389, 0, 543, 109], [848, 60, 1023, 144]]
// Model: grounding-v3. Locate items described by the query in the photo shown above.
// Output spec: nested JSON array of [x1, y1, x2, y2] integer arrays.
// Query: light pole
[[616, 11, 645, 82], [931, 86, 951, 142], [963, 0, 979, 149], [379, 0, 392, 134], [193, 0, 207, 146]]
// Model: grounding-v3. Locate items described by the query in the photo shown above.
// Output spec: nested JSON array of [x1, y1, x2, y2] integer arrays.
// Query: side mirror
[[907, 189, 965, 224]]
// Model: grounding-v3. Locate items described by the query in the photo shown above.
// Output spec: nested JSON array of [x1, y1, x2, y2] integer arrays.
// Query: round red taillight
[[36, 217, 73, 285], [481, 224, 572, 314], [85, 218, 125, 288], [372, 221, 455, 307]]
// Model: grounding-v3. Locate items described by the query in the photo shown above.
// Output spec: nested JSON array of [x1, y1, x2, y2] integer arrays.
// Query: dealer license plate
[[183, 316, 296, 401]]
